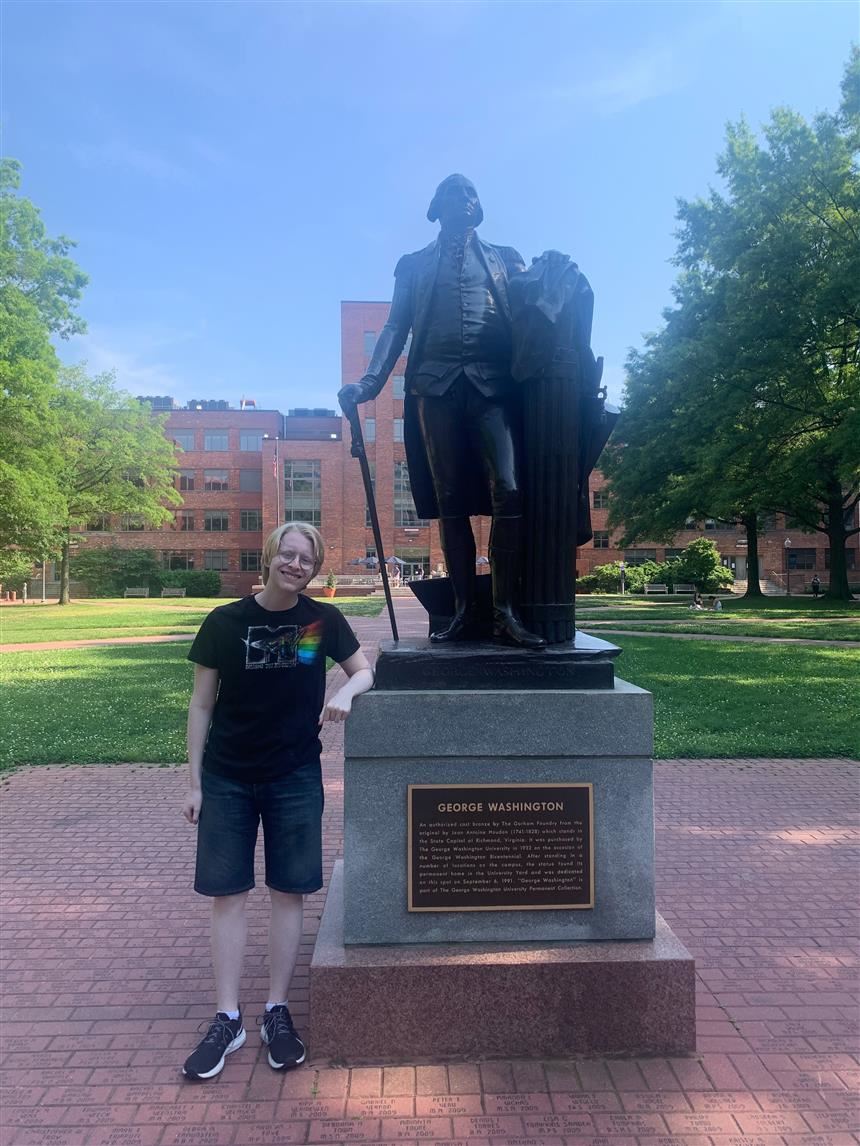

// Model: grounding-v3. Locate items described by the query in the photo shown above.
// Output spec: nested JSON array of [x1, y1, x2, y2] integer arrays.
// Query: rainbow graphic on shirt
[[297, 621, 324, 665]]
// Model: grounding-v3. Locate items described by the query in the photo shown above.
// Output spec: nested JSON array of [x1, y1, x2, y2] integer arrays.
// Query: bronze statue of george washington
[[338, 174, 545, 649]]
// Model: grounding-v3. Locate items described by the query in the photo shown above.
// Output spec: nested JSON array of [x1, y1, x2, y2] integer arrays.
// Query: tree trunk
[[824, 486, 852, 601], [742, 514, 764, 598], [59, 533, 71, 606]]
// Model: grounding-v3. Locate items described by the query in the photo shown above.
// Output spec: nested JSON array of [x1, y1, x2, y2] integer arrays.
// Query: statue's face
[[436, 177, 481, 230]]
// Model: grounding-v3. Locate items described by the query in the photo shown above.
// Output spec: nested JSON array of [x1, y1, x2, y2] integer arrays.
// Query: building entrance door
[[735, 555, 747, 580]]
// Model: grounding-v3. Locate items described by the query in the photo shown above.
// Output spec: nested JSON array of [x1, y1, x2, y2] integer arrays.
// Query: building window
[[392, 374, 405, 399], [204, 469, 229, 491], [363, 416, 376, 443], [241, 550, 262, 572], [592, 490, 608, 510], [204, 431, 229, 451], [172, 431, 195, 451], [393, 418, 404, 443], [705, 518, 734, 531], [825, 548, 856, 570], [177, 512, 195, 532], [284, 459, 321, 526], [240, 509, 262, 531], [163, 550, 194, 570], [178, 469, 195, 491], [204, 550, 229, 571], [624, 549, 657, 566], [204, 511, 229, 532], [787, 548, 816, 570], [684, 517, 697, 529], [239, 468, 262, 492], [664, 548, 685, 559], [86, 516, 111, 532], [394, 460, 425, 527], [363, 331, 377, 355], [120, 514, 145, 532], [240, 431, 264, 451], [592, 531, 610, 549]]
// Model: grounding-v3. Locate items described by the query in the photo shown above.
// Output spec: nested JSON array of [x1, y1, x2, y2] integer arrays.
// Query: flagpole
[[275, 437, 281, 523]]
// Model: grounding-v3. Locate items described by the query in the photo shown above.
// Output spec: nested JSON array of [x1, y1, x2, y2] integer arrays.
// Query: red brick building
[[69, 301, 857, 597]]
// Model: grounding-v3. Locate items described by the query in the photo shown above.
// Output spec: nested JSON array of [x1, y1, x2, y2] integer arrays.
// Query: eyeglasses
[[275, 550, 315, 572]]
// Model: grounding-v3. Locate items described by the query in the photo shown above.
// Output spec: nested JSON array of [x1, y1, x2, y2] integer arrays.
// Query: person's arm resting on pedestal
[[338, 259, 413, 408], [319, 650, 374, 724]]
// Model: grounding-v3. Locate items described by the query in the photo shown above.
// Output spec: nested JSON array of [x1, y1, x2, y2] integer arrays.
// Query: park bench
[[123, 587, 149, 598], [160, 587, 186, 598], [644, 583, 668, 594], [674, 583, 696, 593]]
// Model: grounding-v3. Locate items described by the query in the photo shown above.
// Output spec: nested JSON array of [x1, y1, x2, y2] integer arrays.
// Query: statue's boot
[[490, 516, 546, 650], [431, 516, 477, 643]]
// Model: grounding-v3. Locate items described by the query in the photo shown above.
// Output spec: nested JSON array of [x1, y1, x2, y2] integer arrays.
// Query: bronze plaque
[[408, 783, 594, 912]]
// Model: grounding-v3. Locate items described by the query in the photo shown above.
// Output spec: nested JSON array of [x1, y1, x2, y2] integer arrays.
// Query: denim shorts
[[194, 761, 324, 897]]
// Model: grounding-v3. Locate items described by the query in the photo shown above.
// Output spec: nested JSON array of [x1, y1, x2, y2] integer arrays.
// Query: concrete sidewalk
[[1, 600, 858, 1145]]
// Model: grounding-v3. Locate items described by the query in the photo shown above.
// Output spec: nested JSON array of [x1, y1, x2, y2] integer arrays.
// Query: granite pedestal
[[342, 678, 655, 944], [311, 860, 696, 1063], [310, 667, 696, 1061]]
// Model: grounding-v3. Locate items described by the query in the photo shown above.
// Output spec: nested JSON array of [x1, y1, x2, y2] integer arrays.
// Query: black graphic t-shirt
[[188, 595, 360, 783]]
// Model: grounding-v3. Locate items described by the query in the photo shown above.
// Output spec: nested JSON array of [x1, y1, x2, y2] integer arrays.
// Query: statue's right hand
[[338, 381, 372, 410]]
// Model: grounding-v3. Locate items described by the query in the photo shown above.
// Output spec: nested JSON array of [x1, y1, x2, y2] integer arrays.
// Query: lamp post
[[619, 560, 626, 596], [784, 537, 792, 596]]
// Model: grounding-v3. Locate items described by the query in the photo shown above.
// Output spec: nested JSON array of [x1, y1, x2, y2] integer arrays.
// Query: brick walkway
[[1, 600, 858, 1145]]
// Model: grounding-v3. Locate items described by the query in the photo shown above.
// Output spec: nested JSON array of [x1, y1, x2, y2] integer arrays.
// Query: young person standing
[[181, 523, 373, 1080]]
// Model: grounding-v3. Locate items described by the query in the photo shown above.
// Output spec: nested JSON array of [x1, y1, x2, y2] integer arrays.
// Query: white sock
[[219, 1008, 240, 1021], [265, 1000, 288, 1011]]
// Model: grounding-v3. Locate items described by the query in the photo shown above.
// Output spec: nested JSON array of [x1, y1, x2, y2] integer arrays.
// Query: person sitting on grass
[[710, 596, 722, 611], [180, 522, 373, 1081], [690, 591, 704, 611]]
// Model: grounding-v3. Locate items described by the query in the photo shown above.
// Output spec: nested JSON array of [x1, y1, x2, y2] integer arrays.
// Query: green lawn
[[582, 617, 860, 641], [577, 595, 859, 641], [615, 636, 859, 758], [0, 596, 385, 644], [2, 635, 857, 769]]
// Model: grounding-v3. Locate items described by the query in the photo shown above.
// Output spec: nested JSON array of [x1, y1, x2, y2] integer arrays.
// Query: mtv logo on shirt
[[242, 621, 325, 669], [243, 625, 299, 669]]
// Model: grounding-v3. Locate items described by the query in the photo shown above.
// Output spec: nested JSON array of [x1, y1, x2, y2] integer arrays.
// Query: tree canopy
[[52, 366, 181, 603], [604, 51, 860, 599]]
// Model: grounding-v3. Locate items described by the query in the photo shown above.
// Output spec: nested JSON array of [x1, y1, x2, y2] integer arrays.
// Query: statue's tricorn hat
[[427, 174, 484, 226]]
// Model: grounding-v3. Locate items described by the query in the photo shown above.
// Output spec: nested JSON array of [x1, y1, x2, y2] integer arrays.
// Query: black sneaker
[[182, 1011, 246, 1079], [260, 1004, 305, 1069]]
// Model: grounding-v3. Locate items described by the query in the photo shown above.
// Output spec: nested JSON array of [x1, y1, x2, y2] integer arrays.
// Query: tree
[[51, 367, 182, 604], [0, 159, 87, 559], [604, 52, 860, 599]]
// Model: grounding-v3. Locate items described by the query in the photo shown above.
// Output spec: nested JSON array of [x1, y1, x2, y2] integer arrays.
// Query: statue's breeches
[[415, 374, 522, 518]]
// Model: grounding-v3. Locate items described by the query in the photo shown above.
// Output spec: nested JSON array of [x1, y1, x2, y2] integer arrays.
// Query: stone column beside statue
[[510, 250, 618, 643]]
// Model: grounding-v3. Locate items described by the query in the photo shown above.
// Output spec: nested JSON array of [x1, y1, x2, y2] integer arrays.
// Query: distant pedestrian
[[811, 574, 821, 599]]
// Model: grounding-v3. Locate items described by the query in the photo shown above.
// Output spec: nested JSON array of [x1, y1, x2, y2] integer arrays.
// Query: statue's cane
[[340, 402, 399, 642]]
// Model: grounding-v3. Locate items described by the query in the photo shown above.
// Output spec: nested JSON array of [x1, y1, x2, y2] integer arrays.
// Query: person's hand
[[319, 690, 352, 725], [182, 787, 202, 825], [338, 381, 371, 411]]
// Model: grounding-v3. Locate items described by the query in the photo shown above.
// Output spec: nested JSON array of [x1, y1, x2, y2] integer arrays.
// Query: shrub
[[0, 550, 37, 593], [71, 547, 165, 596], [160, 570, 221, 596]]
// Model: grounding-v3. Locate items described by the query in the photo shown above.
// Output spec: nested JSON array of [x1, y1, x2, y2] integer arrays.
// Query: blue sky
[[4, 1, 856, 411]]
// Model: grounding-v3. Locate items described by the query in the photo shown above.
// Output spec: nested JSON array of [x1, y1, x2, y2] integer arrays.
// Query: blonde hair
[[261, 522, 325, 585]]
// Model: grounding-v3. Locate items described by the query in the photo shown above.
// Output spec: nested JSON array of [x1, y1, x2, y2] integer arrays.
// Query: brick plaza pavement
[[1, 599, 858, 1145]]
